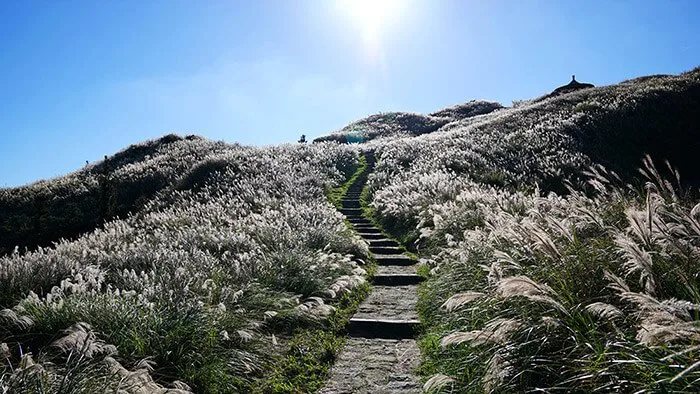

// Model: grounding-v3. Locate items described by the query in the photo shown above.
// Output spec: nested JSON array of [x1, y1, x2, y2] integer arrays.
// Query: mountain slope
[[1, 141, 368, 392], [313, 100, 503, 143], [2, 66, 700, 392], [363, 67, 700, 393]]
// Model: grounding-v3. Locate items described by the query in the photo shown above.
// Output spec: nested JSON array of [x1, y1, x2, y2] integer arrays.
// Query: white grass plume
[[441, 291, 486, 312], [614, 234, 656, 294], [423, 373, 455, 393], [585, 302, 623, 321], [441, 318, 522, 347], [497, 275, 567, 314]]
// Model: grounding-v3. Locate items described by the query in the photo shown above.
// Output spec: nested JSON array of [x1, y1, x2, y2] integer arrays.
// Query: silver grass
[[621, 291, 699, 318], [639, 155, 678, 201], [497, 275, 567, 313], [236, 329, 254, 342], [483, 352, 512, 393], [585, 302, 623, 320], [104, 356, 192, 394], [544, 215, 574, 243], [636, 321, 700, 345], [497, 275, 553, 298], [441, 291, 486, 312], [604, 270, 630, 293], [526, 224, 561, 260], [441, 318, 522, 347], [440, 331, 482, 347], [423, 373, 455, 393], [614, 234, 656, 294], [51, 322, 117, 358], [0, 308, 34, 330]]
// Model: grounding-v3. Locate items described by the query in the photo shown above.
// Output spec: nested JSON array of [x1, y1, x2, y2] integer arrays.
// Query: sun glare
[[337, 0, 404, 59], [338, 0, 402, 35]]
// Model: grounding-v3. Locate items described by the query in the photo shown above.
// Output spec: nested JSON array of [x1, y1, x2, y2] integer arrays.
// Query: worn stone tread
[[354, 285, 419, 320], [319, 338, 421, 394], [323, 152, 422, 393], [373, 255, 416, 266], [372, 274, 424, 286]]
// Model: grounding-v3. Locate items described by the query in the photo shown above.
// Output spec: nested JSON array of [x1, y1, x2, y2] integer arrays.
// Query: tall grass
[[1, 140, 369, 392], [362, 67, 700, 392]]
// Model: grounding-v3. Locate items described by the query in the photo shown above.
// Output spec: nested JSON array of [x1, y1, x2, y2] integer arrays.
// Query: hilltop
[[2, 67, 700, 393], [313, 100, 503, 143]]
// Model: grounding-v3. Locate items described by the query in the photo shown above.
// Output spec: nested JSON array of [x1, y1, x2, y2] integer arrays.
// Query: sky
[[1, 0, 699, 187]]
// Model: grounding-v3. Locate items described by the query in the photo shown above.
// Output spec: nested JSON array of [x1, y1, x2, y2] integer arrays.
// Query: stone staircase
[[321, 153, 423, 394]]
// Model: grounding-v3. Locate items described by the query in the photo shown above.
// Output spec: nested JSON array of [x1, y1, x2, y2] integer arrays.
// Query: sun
[[337, 0, 403, 40], [336, 0, 404, 63]]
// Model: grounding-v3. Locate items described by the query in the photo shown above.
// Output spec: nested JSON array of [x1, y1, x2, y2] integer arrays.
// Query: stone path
[[321, 153, 423, 394]]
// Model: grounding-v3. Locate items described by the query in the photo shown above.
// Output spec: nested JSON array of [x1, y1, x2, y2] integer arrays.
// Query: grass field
[[2, 67, 700, 392]]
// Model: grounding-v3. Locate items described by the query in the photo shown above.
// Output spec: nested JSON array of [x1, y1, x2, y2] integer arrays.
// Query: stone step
[[352, 224, 379, 231], [371, 274, 424, 286], [377, 264, 417, 275], [347, 217, 371, 224], [354, 285, 418, 320], [359, 233, 385, 240], [374, 255, 416, 266], [319, 338, 421, 394], [340, 208, 363, 216], [348, 318, 421, 339], [345, 216, 365, 221], [370, 246, 404, 255], [356, 227, 381, 234], [341, 200, 361, 208], [368, 239, 399, 247]]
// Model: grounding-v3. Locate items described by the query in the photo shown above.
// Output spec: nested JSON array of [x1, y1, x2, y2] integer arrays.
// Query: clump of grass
[[256, 282, 370, 393], [326, 153, 366, 209]]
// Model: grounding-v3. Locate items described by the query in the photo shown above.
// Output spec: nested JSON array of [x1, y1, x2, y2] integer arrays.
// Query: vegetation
[[2, 66, 700, 392], [313, 100, 503, 143], [1, 141, 370, 392], [0, 134, 221, 256], [326, 154, 366, 209], [364, 67, 700, 392]]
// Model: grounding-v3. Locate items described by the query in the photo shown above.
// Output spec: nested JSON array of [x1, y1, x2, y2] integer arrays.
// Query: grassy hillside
[[1, 141, 369, 392], [363, 67, 700, 392], [2, 67, 700, 393], [313, 100, 503, 143], [0, 134, 231, 256]]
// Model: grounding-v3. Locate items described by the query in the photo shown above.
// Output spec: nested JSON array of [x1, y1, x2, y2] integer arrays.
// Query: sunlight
[[336, 0, 405, 64], [337, 0, 402, 37]]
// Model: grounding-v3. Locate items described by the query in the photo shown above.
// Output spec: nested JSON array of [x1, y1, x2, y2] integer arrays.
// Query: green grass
[[256, 272, 370, 393], [326, 154, 366, 209], [255, 154, 374, 393]]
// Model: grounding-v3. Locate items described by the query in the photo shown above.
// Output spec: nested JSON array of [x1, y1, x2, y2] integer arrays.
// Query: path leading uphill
[[321, 153, 423, 394]]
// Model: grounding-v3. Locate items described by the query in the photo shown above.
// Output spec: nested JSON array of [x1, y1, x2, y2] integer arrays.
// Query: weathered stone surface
[[373, 255, 415, 265], [377, 265, 417, 276], [324, 152, 422, 392], [354, 285, 419, 320], [320, 338, 421, 394], [372, 274, 423, 286]]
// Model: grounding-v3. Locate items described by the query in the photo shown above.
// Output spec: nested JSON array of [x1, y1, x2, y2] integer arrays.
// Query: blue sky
[[1, 0, 698, 187]]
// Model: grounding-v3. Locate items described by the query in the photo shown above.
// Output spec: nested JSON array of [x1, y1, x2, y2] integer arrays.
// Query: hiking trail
[[321, 152, 423, 394]]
